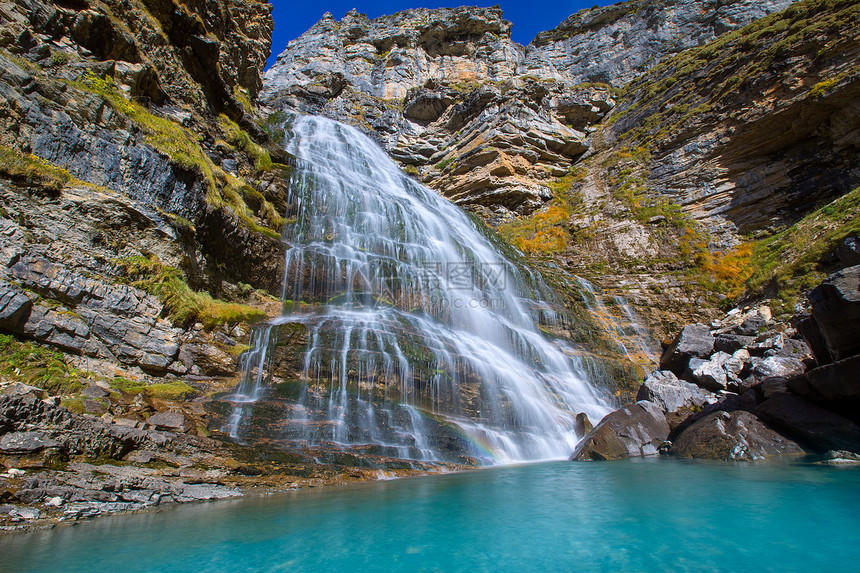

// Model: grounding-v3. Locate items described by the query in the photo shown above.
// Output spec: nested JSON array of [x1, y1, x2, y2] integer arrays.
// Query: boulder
[[756, 395, 860, 452], [636, 370, 710, 412], [571, 401, 669, 461], [788, 354, 860, 402], [808, 265, 860, 361], [688, 351, 743, 392], [834, 236, 860, 267], [796, 315, 832, 366], [573, 412, 593, 436], [659, 324, 714, 374], [714, 333, 755, 354], [751, 356, 805, 380], [146, 411, 189, 433], [0, 431, 61, 454], [670, 410, 804, 461]]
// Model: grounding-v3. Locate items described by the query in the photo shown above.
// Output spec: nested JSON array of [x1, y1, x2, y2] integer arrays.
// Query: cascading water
[[226, 115, 611, 464]]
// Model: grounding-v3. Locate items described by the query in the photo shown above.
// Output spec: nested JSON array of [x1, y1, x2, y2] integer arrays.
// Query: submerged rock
[[671, 410, 804, 461], [571, 401, 669, 461]]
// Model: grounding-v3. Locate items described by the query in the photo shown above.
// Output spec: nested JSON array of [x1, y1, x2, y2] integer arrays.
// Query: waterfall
[[226, 115, 611, 464]]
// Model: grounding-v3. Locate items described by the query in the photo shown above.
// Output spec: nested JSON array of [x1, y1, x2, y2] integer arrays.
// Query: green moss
[[114, 255, 267, 328], [62, 396, 86, 414], [0, 334, 85, 395], [145, 381, 197, 401], [0, 145, 77, 191]]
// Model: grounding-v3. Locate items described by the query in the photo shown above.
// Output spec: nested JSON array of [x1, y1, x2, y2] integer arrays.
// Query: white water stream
[[227, 116, 611, 464]]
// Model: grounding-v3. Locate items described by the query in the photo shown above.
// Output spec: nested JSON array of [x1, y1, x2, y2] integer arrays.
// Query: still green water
[[3, 458, 859, 572]]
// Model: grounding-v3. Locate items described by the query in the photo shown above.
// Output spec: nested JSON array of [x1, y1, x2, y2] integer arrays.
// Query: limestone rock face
[[670, 410, 804, 461], [264, 7, 520, 102], [607, 1, 860, 243], [261, 2, 784, 219], [571, 401, 670, 461], [526, 0, 794, 87]]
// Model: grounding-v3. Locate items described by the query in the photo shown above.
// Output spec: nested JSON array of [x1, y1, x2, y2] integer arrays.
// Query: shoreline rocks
[[574, 266, 860, 464]]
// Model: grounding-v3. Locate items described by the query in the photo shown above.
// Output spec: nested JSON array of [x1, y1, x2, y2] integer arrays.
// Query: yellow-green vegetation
[[691, 184, 860, 314], [498, 170, 589, 254], [115, 255, 267, 328], [220, 173, 285, 239], [744, 185, 860, 312], [499, 203, 571, 253], [109, 376, 197, 400], [0, 334, 85, 395], [77, 72, 218, 190], [219, 114, 273, 171], [0, 145, 77, 191]]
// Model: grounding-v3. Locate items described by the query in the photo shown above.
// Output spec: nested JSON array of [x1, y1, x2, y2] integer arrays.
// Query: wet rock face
[[571, 401, 670, 461], [670, 410, 804, 461]]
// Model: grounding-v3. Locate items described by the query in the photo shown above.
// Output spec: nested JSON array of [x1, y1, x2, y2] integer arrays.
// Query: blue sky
[[267, 1, 614, 68]]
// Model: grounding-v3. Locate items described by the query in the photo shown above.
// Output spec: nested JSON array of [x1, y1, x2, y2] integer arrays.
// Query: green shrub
[[115, 256, 267, 328], [0, 334, 85, 395]]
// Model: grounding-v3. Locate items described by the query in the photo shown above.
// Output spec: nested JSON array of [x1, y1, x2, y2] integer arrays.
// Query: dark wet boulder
[[636, 370, 710, 413], [807, 265, 860, 361], [659, 324, 714, 375], [789, 354, 860, 403], [571, 401, 669, 461], [670, 410, 804, 461], [756, 395, 860, 453]]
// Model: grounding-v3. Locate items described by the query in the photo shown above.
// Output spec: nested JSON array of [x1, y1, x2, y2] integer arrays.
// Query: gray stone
[[0, 281, 33, 329], [0, 431, 61, 454], [81, 384, 109, 399], [2, 382, 45, 400], [660, 324, 715, 375], [751, 356, 805, 380], [636, 370, 709, 413], [571, 401, 670, 461], [671, 410, 804, 461], [714, 333, 756, 354], [146, 411, 189, 433]]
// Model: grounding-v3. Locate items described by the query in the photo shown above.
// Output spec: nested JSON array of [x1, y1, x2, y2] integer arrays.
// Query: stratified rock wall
[[525, 0, 794, 86]]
